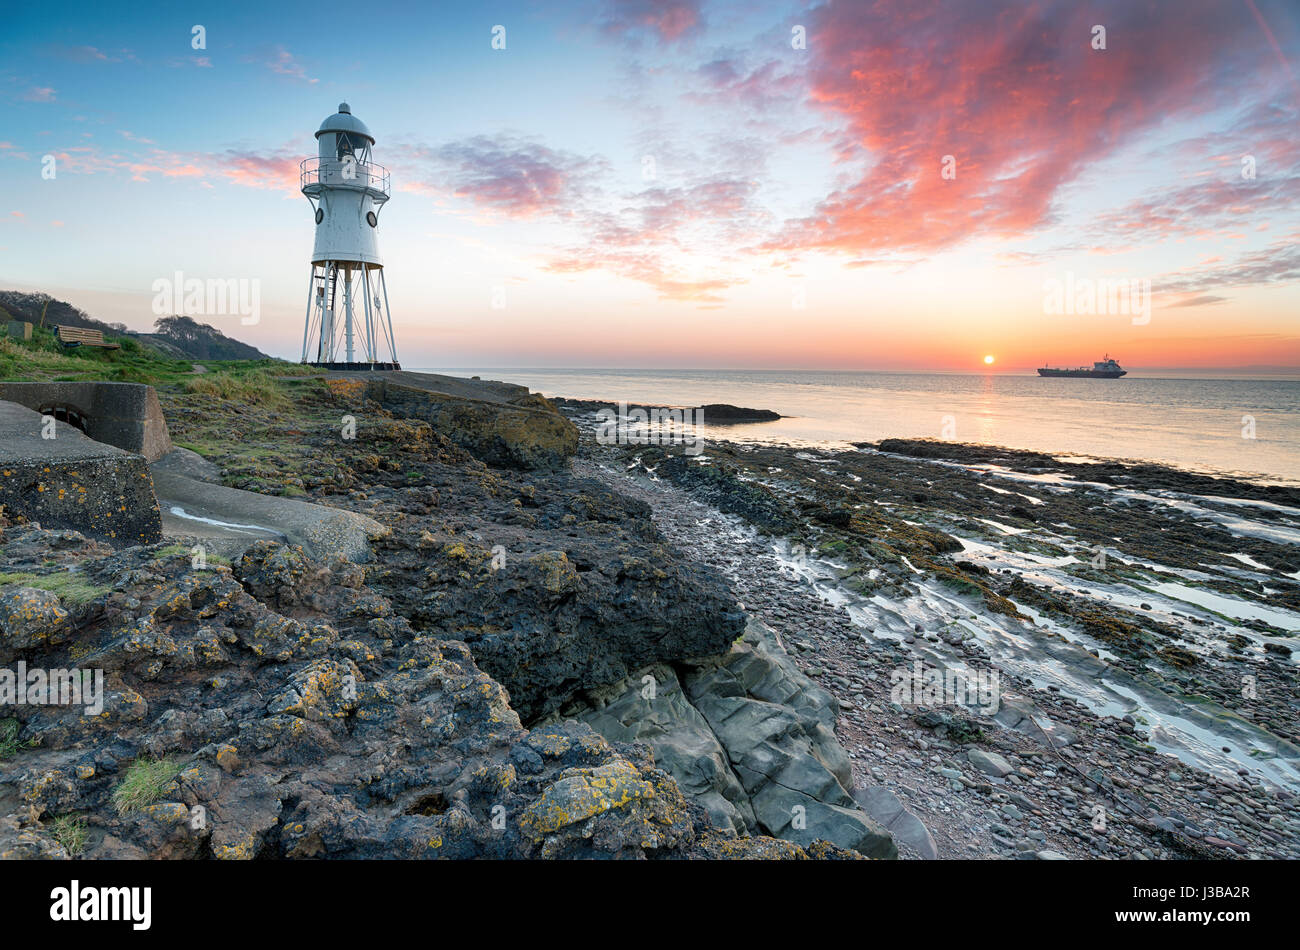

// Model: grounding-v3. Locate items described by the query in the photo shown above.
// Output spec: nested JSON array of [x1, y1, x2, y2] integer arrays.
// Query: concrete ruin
[[0, 382, 384, 559], [0, 381, 173, 462], [0, 401, 163, 545]]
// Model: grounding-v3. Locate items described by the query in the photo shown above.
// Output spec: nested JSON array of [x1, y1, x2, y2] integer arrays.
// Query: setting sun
[[983, 355, 995, 365]]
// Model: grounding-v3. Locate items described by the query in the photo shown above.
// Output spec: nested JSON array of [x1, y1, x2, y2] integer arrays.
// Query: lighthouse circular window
[[315, 208, 324, 224], [366, 211, 377, 228]]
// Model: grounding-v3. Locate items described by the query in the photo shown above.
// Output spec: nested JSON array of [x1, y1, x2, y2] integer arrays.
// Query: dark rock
[[421, 538, 745, 721], [694, 404, 781, 424], [0, 536, 847, 861], [363, 374, 577, 471]]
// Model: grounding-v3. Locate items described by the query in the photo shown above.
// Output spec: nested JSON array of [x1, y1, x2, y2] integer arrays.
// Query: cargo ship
[[1037, 355, 1127, 378]]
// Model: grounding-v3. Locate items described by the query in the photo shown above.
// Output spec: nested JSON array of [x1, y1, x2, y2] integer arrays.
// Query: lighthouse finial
[[338, 102, 351, 114]]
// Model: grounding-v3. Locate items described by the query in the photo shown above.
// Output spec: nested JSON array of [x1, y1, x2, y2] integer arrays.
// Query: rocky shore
[[2, 368, 1297, 860], [0, 371, 884, 859], [558, 406, 1299, 859]]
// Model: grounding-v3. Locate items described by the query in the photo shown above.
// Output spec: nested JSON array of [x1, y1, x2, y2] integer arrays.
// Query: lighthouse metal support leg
[[378, 268, 398, 366], [301, 266, 316, 363], [303, 262, 396, 368], [321, 263, 337, 363], [367, 268, 379, 364], [361, 267, 375, 365], [317, 264, 327, 363], [343, 266, 355, 364]]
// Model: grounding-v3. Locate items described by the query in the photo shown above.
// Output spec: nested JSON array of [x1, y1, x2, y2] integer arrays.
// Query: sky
[[1, 0, 1298, 373]]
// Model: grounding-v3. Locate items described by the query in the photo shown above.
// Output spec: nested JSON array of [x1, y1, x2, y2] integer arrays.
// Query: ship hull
[[1037, 368, 1127, 378]]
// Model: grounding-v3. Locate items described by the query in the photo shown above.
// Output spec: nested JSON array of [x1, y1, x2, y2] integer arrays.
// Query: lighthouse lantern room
[[300, 102, 400, 369]]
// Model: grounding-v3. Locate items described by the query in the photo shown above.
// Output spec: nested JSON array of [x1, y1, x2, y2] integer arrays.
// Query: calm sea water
[[418, 369, 1300, 482]]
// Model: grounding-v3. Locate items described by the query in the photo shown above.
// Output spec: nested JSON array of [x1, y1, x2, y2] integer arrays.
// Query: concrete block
[[0, 381, 172, 462], [0, 401, 162, 545]]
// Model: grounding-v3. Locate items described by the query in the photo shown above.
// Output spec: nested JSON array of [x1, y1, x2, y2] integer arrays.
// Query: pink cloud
[[211, 149, 302, 194], [394, 136, 608, 219], [601, 0, 703, 44], [545, 249, 738, 303], [768, 0, 1298, 257], [266, 46, 318, 83]]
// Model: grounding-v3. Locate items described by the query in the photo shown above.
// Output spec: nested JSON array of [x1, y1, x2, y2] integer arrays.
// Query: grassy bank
[[0, 324, 340, 497], [0, 323, 318, 390]]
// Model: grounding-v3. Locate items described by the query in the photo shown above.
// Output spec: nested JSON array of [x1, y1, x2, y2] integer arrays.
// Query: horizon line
[[411, 365, 1300, 378]]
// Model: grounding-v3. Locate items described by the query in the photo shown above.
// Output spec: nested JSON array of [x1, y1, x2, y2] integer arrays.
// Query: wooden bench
[[55, 326, 121, 350]]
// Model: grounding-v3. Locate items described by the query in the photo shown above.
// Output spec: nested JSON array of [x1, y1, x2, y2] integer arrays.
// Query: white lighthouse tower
[[299, 102, 400, 369]]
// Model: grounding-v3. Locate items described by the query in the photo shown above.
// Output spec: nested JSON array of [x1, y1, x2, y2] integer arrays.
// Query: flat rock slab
[[853, 786, 939, 859], [325, 370, 536, 406], [152, 469, 388, 562], [152, 446, 223, 483], [0, 400, 162, 545], [967, 748, 1015, 777]]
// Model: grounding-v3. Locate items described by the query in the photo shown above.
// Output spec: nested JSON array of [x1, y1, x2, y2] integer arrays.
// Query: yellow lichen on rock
[[519, 760, 655, 837]]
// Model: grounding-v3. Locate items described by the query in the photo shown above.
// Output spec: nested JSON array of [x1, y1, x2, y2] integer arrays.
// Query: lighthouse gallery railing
[[300, 157, 390, 195]]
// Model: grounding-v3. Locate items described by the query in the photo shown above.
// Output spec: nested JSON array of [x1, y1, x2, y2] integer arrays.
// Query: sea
[[417, 369, 1300, 482]]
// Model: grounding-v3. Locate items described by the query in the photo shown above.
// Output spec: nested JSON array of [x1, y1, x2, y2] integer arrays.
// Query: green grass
[[0, 326, 195, 384], [182, 363, 329, 410], [112, 756, 185, 815], [0, 571, 110, 604], [0, 718, 27, 759], [50, 815, 88, 856], [0, 326, 318, 394]]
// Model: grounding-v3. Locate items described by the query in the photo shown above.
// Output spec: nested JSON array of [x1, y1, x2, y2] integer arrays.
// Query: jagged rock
[[0, 587, 72, 657], [0, 815, 70, 859], [679, 620, 896, 858], [557, 619, 897, 855], [551, 663, 756, 834], [0, 537, 849, 861], [411, 530, 745, 722]]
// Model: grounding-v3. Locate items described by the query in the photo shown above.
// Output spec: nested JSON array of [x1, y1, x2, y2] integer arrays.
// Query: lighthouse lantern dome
[[316, 103, 375, 161]]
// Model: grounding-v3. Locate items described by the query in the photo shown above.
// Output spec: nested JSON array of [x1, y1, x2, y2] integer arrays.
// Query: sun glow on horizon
[[984, 355, 996, 365]]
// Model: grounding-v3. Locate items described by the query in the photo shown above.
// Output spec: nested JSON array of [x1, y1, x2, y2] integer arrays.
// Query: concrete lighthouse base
[[303, 361, 401, 371]]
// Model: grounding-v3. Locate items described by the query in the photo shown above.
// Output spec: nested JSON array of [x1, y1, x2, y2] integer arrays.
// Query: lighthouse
[[299, 103, 400, 369]]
